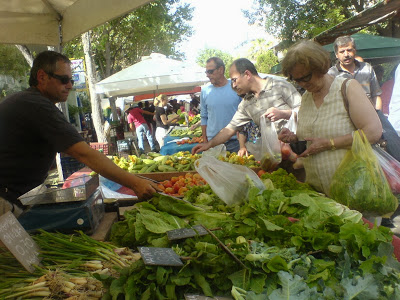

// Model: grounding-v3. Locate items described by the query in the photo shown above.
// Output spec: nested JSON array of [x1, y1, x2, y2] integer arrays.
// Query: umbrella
[[95, 53, 209, 98], [0, 0, 151, 46]]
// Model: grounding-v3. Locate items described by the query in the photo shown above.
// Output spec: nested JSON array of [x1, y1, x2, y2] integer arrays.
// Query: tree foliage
[[196, 48, 234, 78], [63, 0, 194, 79], [243, 0, 387, 45], [255, 50, 279, 73], [0, 44, 30, 78]]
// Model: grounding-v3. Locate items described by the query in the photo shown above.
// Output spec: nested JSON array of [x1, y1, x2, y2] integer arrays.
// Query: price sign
[[0, 212, 41, 273], [138, 247, 183, 267], [185, 295, 232, 300], [167, 225, 208, 241]]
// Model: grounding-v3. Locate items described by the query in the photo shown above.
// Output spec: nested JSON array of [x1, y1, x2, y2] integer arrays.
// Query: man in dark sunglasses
[[200, 57, 242, 153], [0, 51, 159, 217]]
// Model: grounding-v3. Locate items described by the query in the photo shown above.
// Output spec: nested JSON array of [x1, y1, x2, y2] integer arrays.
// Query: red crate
[[90, 142, 109, 155]]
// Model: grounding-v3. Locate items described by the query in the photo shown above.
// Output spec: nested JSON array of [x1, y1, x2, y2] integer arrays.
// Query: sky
[[178, 0, 275, 63]]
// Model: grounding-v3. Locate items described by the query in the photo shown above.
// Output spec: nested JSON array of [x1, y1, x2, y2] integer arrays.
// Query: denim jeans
[[224, 139, 240, 153], [136, 123, 155, 151]]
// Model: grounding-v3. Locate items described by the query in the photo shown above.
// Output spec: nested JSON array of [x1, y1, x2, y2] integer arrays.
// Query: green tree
[[0, 44, 30, 78], [196, 48, 234, 78], [255, 50, 279, 73], [243, 0, 395, 46], [63, 0, 194, 79], [0, 44, 30, 100]]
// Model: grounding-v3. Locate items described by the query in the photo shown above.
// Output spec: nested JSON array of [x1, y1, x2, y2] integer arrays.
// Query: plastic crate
[[117, 139, 132, 158], [61, 157, 85, 179], [90, 142, 109, 155]]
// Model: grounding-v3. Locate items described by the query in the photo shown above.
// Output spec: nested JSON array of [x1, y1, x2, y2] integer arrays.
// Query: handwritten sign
[[0, 212, 41, 273], [185, 295, 232, 300], [138, 247, 183, 267], [167, 225, 208, 241]]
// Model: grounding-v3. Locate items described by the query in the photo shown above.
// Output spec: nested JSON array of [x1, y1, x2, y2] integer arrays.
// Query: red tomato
[[178, 187, 188, 195], [165, 187, 174, 194], [171, 176, 179, 183], [257, 170, 266, 177], [163, 181, 172, 188], [281, 144, 291, 160]]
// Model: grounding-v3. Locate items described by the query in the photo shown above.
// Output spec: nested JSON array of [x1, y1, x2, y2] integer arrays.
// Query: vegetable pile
[[157, 172, 207, 196], [170, 127, 202, 137], [106, 169, 400, 299], [111, 151, 260, 174], [0, 230, 141, 299]]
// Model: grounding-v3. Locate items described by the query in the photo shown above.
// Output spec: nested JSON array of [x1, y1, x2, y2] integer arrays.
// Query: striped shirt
[[328, 60, 381, 106], [226, 76, 301, 132], [297, 77, 356, 195]]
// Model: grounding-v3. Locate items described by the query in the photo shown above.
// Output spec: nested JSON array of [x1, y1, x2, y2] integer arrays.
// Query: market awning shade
[[314, 0, 400, 45], [95, 53, 209, 98], [0, 0, 151, 46]]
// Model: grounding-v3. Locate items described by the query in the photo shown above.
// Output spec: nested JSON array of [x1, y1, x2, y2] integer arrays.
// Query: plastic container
[[89, 142, 109, 155]]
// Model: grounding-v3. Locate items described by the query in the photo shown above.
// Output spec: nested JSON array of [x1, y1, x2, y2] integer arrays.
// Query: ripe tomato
[[178, 187, 188, 195], [170, 176, 179, 183], [257, 170, 266, 177], [165, 187, 174, 194], [163, 181, 173, 188]]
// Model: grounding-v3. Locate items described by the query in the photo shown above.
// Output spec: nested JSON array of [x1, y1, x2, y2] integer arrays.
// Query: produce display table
[[160, 138, 199, 155]]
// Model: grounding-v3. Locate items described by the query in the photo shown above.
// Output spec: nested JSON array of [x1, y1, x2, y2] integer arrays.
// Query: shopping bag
[[283, 111, 298, 134], [329, 130, 398, 217], [258, 115, 282, 171], [373, 145, 400, 195], [194, 156, 265, 206], [202, 144, 227, 158]]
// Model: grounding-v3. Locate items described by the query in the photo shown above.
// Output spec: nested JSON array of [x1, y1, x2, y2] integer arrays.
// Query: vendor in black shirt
[[0, 51, 159, 217], [154, 94, 180, 148]]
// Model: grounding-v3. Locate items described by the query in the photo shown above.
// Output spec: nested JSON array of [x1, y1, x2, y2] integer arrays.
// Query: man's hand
[[265, 107, 286, 122], [237, 147, 248, 157], [130, 177, 160, 200], [192, 142, 211, 154]]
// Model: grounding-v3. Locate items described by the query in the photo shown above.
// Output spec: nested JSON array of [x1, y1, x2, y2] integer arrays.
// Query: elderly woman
[[154, 94, 180, 148], [279, 40, 382, 196]]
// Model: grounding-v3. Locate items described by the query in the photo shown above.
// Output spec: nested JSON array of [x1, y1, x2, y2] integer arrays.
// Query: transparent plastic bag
[[258, 115, 282, 171], [194, 156, 265, 206], [373, 145, 400, 195], [330, 130, 398, 217], [283, 111, 298, 134], [202, 144, 227, 158]]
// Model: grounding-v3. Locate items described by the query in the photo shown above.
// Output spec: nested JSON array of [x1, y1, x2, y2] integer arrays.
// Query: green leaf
[[269, 271, 317, 300], [229, 269, 251, 290], [259, 217, 283, 231], [341, 274, 379, 300], [194, 272, 213, 296], [267, 255, 288, 272], [109, 275, 128, 300]]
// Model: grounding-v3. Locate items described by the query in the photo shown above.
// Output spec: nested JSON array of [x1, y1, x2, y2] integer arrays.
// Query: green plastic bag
[[329, 130, 398, 217]]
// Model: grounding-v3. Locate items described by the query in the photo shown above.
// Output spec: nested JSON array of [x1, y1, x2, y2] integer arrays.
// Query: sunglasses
[[47, 72, 74, 85], [290, 73, 312, 83], [205, 68, 218, 74]]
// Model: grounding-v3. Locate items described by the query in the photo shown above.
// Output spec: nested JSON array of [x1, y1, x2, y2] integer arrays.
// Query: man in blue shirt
[[200, 57, 242, 152]]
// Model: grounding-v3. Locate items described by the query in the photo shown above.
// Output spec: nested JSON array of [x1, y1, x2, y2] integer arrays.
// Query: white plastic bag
[[283, 111, 298, 134], [202, 144, 227, 158], [259, 115, 282, 170], [195, 156, 265, 206]]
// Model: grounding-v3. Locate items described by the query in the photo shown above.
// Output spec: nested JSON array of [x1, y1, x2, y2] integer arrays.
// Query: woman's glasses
[[290, 73, 312, 83]]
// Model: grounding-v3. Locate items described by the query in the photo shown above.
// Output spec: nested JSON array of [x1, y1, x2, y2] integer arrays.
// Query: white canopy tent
[[0, 0, 151, 46], [95, 53, 209, 98]]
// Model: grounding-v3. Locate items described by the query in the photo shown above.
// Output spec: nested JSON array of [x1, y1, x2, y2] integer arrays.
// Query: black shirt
[[155, 106, 169, 130], [0, 88, 84, 199]]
